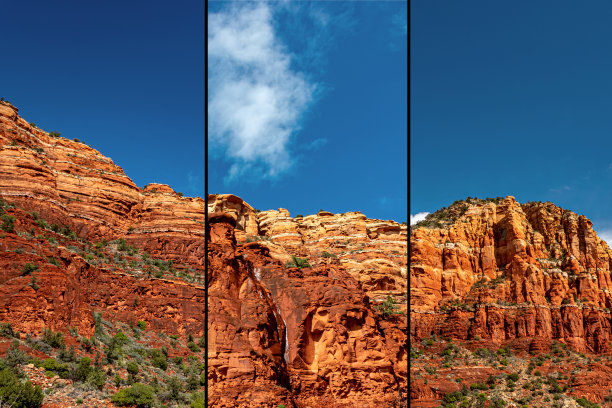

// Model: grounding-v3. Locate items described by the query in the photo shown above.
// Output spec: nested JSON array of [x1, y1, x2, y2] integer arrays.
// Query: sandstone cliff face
[[206, 195, 408, 307], [0, 204, 205, 339], [0, 102, 206, 334], [0, 101, 205, 270], [207, 212, 407, 408], [410, 196, 612, 353]]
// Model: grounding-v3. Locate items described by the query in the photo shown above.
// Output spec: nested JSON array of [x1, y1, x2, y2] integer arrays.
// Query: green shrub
[[186, 374, 199, 391], [166, 376, 182, 400], [137, 321, 146, 331], [41, 358, 58, 371], [42, 328, 65, 349], [187, 341, 200, 352], [0, 368, 43, 408], [149, 349, 167, 370], [127, 361, 139, 375], [22, 263, 38, 275], [375, 295, 404, 318], [1, 214, 15, 233], [48, 257, 60, 267], [87, 368, 107, 390], [285, 255, 311, 269], [507, 372, 519, 382], [29, 276, 39, 291], [470, 382, 488, 391], [0, 323, 15, 338], [191, 393, 205, 408], [111, 383, 155, 406], [5, 341, 27, 368], [74, 357, 92, 382]]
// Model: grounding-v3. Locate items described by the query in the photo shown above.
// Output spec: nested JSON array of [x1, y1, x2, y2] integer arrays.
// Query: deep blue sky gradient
[[208, 1, 408, 222], [1, 1, 204, 197], [411, 1, 612, 234]]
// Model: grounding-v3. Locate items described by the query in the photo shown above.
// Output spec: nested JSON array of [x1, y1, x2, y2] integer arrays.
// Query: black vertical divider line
[[204, 0, 209, 405], [406, 0, 411, 402]]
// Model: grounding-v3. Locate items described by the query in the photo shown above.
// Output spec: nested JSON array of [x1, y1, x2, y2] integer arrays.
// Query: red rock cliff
[[411, 196, 612, 353]]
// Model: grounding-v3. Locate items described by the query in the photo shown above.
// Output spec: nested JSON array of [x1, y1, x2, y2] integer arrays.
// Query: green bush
[[507, 372, 519, 382], [74, 357, 92, 382], [127, 361, 139, 375], [22, 263, 38, 275], [111, 383, 155, 406], [187, 341, 200, 352], [1, 214, 15, 232], [5, 340, 27, 368], [149, 349, 167, 370], [285, 255, 311, 269], [186, 374, 199, 391], [48, 257, 60, 267], [0, 323, 15, 338], [470, 382, 488, 391], [375, 295, 404, 318], [166, 376, 182, 401], [137, 320, 146, 331], [42, 328, 65, 349], [86, 368, 107, 390], [190, 392, 205, 408], [0, 368, 43, 408]]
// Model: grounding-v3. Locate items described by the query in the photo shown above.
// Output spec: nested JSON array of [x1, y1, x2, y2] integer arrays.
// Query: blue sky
[[1, 1, 204, 197], [411, 1, 612, 241], [208, 1, 407, 222]]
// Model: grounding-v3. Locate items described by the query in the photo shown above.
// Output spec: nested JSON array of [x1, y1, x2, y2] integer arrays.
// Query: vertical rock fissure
[[251, 266, 289, 366]]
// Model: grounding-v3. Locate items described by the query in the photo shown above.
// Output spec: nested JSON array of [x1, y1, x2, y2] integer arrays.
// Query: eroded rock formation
[[411, 196, 612, 351], [207, 212, 407, 408], [0, 101, 205, 268]]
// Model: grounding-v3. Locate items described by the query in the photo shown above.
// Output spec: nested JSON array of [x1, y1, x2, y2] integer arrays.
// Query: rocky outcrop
[[207, 195, 408, 306], [0, 101, 205, 270], [207, 213, 407, 408], [0, 205, 205, 339], [410, 196, 612, 353]]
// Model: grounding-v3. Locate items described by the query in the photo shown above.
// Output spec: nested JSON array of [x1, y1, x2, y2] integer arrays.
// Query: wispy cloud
[[305, 138, 327, 151], [549, 185, 571, 194], [411, 212, 429, 225], [598, 229, 612, 246], [393, 11, 407, 36], [208, 2, 316, 181]]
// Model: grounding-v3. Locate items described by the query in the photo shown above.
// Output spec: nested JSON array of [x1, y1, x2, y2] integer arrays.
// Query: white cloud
[[549, 185, 571, 194], [598, 230, 612, 247], [208, 2, 316, 180], [410, 212, 429, 225]]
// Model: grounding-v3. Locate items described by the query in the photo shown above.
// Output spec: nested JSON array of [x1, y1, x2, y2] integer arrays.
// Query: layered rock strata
[[410, 196, 612, 352], [0, 101, 205, 270], [206, 194, 407, 307], [207, 212, 407, 408]]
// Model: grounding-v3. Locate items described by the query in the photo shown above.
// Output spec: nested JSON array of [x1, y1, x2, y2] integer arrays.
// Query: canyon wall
[[410, 196, 612, 353]]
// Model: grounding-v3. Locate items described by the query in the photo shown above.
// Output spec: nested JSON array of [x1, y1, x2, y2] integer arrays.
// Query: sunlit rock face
[[410, 196, 612, 351], [207, 210, 407, 408], [0, 101, 205, 268]]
